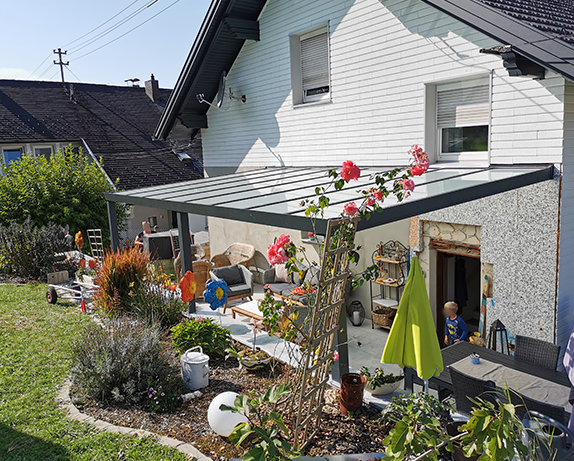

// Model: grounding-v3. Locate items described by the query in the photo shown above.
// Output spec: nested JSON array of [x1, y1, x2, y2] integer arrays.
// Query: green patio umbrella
[[381, 256, 443, 387]]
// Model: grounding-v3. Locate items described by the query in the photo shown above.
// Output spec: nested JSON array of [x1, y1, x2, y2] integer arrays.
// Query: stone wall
[[418, 179, 560, 343]]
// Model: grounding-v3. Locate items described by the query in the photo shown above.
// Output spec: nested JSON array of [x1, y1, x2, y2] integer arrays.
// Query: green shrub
[[0, 218, 72, 278], [131, 283, 186, 330], [0, 145, 127, 244], [70, 317, 172, 404], [170, 318, 232, 357]]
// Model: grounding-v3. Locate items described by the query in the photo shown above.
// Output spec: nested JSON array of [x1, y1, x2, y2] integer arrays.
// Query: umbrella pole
[[423, 379, 429, 394]]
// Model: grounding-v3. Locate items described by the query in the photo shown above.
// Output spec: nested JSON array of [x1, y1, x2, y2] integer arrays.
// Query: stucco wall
[[418, 180, 560, 343], [124, 205, 207, 240]]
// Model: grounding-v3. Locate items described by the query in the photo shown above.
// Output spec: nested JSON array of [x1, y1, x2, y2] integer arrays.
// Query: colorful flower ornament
[[88, 259, 96, 270], [179, 271, 197, 302], [203, 278, 228, 310], [75, 231, 84, 251]]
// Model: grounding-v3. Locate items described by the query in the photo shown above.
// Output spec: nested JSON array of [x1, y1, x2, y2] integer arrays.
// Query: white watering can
[[522, 411, 574, 461], [181, 346, 210, 390]]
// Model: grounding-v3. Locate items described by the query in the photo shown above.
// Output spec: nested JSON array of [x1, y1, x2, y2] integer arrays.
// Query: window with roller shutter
[[437, 81, 491, 162]]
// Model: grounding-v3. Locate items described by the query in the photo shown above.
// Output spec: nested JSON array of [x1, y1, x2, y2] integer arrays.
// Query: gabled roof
[[0, 79, 203, 190], [155, 0, 574, 140]]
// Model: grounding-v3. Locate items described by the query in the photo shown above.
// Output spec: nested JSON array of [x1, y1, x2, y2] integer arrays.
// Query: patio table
[[404, 341, 571, 402]]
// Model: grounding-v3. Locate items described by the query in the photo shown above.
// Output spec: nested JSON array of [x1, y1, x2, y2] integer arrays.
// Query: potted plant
[[226, 320, 272, 371], [360, 367, 403, 395]]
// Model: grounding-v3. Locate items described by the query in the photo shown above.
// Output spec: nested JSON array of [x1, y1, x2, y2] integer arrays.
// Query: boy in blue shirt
[[443, 301, 469, 346]]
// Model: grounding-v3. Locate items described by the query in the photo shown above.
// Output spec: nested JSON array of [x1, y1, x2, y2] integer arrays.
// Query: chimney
[[145, 74, 160, 102]]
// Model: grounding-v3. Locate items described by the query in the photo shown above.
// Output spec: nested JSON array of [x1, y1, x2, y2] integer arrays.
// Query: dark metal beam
[[223, 17, 260, 40], [177, 212, 196, 314], [106, 201, 119, 252], [179, 113, 208, 129]]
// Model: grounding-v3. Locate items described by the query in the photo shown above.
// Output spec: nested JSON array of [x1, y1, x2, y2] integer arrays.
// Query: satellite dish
[[216, 71, 227, 108]]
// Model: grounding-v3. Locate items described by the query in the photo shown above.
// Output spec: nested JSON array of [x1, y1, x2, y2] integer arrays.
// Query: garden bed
[[74, 352, 389, 460]]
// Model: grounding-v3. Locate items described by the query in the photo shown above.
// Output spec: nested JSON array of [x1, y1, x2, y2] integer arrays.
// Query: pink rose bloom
[[276, 234, 290, 246], [340, 161, 361, 181], [401, 178, 415, 192], [268, 243, 288, 265], [333, 350, 339, 362], [365, 197, 375, 207], [373, 190, 383, 201], [343, 202, 359, 217], [410, 163, 427, 176]]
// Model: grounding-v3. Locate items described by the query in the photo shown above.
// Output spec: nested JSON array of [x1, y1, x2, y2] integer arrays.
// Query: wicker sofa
[[210, 264, 254, 312], [210, 243, 255, 268]]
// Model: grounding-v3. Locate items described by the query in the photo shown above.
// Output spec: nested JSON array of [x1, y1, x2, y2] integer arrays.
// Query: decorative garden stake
[[179, 270, 197, 302]]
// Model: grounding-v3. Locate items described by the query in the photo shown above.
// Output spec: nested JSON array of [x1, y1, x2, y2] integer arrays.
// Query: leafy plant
[[93, 246, 150, 316], [130, 282, 185, 330], [146, 378, 181, 413], [381, 393, 452, 460], [70, 317, 172, 404], [170, 317, 231, 357], [0, 146, 128, 244], [459, 397, 529, 461], [221, 385, 299, 461], [360, 367, 403, 390], [0, 218, 73, 278]]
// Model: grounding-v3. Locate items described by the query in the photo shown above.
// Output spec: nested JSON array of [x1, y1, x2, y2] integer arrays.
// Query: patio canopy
[[105, 164, 554, 235]]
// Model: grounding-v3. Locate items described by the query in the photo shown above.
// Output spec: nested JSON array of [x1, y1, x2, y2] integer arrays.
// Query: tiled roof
[[0, 79, 203, 190], [478, 0, 574, 45]]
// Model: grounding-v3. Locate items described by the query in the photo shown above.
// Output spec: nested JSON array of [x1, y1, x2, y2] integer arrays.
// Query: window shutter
[[437, 85, 490, 128], [301, 31, 329, 91]]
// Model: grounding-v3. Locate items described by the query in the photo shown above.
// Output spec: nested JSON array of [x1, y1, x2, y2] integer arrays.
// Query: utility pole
[[53, 48, 69, 83]]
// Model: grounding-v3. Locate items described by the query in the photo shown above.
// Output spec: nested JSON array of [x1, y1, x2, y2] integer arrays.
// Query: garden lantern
[[488, 319, 510, 354], [207, 391, 248, 437]]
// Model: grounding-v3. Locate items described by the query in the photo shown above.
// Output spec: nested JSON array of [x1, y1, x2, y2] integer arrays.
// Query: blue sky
[[0, 0, 211, 88]]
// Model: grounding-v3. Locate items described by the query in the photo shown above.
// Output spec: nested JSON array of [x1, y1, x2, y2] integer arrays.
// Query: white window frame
[[33, 145, 54, 159], [425, 74, 492, 165], [290, 23, 331, 106]]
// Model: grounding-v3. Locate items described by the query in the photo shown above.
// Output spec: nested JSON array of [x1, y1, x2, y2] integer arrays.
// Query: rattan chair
[[509, 390, 567, 425], [211, 243, 255, 268], [514, 335, 561, 370], [193, 260, 214, 300], [449, 366, 497, 416]]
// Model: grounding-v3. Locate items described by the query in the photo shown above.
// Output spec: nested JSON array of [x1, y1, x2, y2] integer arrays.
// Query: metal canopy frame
[[105, 164, 554, 237]]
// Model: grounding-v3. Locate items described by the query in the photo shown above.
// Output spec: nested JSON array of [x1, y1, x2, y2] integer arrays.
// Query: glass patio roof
[[104, 164, 554, 234]]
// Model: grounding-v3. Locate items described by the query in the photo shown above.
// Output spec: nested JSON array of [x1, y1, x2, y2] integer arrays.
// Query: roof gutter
[[154, 0, 233, 140], [421, 0, 574, 82], [81, 138, 116, 190]]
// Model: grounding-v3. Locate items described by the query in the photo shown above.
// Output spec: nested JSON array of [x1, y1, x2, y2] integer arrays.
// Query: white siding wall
[[202, 0, 566, 168]]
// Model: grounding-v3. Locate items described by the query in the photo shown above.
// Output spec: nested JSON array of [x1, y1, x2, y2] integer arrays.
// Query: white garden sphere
[[207, 391, 248, 437]]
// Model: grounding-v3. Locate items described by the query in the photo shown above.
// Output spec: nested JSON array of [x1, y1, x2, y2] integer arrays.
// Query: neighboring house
[[0, 76, 206, 239], [152, 0, 574, 356]]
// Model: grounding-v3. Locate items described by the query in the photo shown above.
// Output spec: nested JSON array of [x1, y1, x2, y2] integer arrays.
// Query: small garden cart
[[46, 270, 98, 312]]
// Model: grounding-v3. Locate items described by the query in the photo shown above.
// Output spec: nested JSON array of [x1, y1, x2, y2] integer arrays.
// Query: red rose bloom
[[340, 161, 361, 181], [343, 202, 359, 216]]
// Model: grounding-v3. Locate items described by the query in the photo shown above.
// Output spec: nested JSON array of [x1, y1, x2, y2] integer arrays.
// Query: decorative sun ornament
[[75, 231, 84, 251], [203, 279, 228, 310], [179, 271, 197, 302]]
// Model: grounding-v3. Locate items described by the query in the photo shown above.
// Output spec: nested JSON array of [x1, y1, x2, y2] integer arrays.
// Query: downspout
[[81, 138, 115, 190], [554, 165, 563, 344]]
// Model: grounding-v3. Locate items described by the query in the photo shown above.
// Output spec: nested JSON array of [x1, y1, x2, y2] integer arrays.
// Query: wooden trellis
[[87, 229, 105, 260], [291, 216, 359, 449]]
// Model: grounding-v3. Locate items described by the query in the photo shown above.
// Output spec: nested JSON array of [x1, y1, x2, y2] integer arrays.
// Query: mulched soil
[[76, 348, 389, 460]]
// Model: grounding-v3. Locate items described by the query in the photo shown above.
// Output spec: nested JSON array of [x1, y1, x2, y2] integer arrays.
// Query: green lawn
[[0, 283, 189, 461]]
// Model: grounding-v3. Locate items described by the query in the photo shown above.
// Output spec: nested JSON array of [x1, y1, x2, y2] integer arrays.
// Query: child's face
[[443, 309, 454, 318]]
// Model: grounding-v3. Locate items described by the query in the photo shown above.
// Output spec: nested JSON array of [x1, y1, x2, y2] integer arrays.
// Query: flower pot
[[238, 349, 272, 371], [366, 379, 403, 395], [340, 373, 365, 415]]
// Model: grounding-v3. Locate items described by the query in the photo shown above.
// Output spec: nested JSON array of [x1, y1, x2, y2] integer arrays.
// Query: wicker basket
[[372, 307, 395, 328]]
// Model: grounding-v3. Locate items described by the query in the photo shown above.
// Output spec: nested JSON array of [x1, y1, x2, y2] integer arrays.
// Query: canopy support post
[[106, 201, 119, 252], [177, 212, 195, 314]]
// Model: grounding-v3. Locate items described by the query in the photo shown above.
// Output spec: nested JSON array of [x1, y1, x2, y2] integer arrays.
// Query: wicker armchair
[[514, 335, 561, 370], [211, 243, 255, 268], [508, 390, 568, 425], [192, 260, 214, 300], [449, 366, 497, 416]]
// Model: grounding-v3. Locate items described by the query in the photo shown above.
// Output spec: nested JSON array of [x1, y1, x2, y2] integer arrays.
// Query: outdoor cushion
[[279, 285, 299, 297], [268, 282, 297, 295], [290, 294, 309, 306], [227, 283, 251, 297], [274, 264, 292, 283], [212, 265, 244, 286]]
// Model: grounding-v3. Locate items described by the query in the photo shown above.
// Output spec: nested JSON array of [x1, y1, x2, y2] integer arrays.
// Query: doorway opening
[[436, 251, 481, 346]]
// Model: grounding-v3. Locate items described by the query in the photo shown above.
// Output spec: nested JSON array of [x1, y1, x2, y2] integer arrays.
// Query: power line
[[73, 0, 181, 62], [47, 69, 60, 81], [28, 53, 52, 79], [68, 0, 159, 55], [62, 0, 143, 48], [67, 67, 82, 83], [36, 61, 56, 80]]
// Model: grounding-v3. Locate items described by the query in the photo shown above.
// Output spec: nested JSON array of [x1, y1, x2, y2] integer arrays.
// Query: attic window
[[176, 152, 192, 162], [290, 25, 331, 105]]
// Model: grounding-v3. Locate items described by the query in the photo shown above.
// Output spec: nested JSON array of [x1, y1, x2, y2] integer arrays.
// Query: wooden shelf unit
[[369, 240, 409, 330]]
